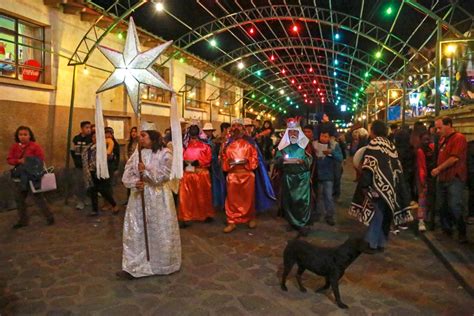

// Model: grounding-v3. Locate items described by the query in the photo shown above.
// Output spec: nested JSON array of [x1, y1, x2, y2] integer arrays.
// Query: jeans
[[333, 162, 343, 199], [435, 177, 466, 236], [365, 198, 389, 249], [317, 180, 334, 219], [14, 182, 53, 225], [72, 168, 87, 201], [89, 173, 117, 213]]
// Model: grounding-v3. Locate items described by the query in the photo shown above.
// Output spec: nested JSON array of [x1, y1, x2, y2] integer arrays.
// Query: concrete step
[[421, 230, 474, 297]]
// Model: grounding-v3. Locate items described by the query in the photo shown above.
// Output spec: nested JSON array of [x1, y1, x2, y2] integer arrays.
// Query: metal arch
[[68, 0, 147, 66], [167, 4, 423, 107], [246, 64, 369, 105], [247, 75, 361, 108], [242, 60, 370, 98], [365, 1, 458, 91], [172, 5, 433, 66], [214, 39, 395, 86], [213, 37, 395, 78], [175, 43, 378, 113], [403, 0, 464, 37], [208, 46, 381, 103]]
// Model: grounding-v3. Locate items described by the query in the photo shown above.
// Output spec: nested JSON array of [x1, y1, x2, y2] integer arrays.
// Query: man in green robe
[[274, 118, 312, 235]]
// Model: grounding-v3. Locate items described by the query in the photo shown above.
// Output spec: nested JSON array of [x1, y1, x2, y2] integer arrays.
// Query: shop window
[[141, 66, 171, 103], [0, 13, 47, 83], [218, 88, 235, 114], [185, 75, 206, 109]]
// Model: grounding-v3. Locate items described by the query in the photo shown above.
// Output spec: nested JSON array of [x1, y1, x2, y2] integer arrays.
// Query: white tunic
[[122, 148, 181, 277]]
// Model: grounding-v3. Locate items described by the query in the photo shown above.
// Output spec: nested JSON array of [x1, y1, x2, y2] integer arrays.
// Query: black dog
[[280, 237, 362, 309]]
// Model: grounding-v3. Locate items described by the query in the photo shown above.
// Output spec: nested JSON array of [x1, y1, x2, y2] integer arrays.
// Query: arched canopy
[[82, 0, 473, 118]]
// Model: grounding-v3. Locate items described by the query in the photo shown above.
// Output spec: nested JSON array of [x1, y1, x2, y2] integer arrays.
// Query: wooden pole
[[137, 110, 151, 262]]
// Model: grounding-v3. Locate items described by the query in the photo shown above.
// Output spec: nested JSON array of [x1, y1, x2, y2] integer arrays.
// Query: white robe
[[122, 148, 181, 277]]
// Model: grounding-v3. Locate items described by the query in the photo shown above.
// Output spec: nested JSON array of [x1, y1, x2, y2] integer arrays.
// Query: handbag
[[29, 166, 57, 193]]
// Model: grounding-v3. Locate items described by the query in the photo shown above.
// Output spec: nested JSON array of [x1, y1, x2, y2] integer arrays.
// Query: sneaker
[[466, 217, 474, 225], [47, 217, 55, 226], [115, 270, 135, 280], [248, 219, 257, 229], [204, 217, 214, 223], [418, 220, 426, 232], [179, 221, 191, 229], [391, 228, 400, 235], [442, 228, 453, 237], [101, 204, 112, 212], [360, 243, 378, 255], [76, 201, 85, 210], [399, 225, 409, 230], [298, 227, 310, 237], [111, 206, 120, 215], [223, 223, 236, 233], [12, 222, 27, 229], [325, 218, 335, 226]]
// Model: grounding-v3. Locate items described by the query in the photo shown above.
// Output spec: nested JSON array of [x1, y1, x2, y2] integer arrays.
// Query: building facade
[[0, 0, 245, 172]]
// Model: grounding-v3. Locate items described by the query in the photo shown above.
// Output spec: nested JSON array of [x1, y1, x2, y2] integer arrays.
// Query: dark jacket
[[13, 156, 45, 191], [315, 141, 343, 181], [71, 134, 92, 168]]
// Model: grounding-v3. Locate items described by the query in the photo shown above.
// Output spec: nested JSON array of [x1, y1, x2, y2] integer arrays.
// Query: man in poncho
[[349, 120, 414, 254], [274, 118, 312, 234]]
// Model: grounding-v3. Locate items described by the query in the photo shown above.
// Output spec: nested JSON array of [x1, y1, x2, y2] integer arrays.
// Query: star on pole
[[96, 17, 174, 114]]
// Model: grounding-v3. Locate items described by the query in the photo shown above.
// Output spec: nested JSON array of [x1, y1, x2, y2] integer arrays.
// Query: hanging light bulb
[[155, 1, 164, 11]]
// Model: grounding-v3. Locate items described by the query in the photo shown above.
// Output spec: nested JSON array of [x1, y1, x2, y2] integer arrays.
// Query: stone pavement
[[1, 163, 473, 315]]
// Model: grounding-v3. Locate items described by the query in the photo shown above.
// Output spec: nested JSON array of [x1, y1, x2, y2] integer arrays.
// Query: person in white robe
[[117, 125, 181, 279]]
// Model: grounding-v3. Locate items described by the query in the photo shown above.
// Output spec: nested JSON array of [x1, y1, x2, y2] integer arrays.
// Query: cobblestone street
[[1, 165, 473, 315]]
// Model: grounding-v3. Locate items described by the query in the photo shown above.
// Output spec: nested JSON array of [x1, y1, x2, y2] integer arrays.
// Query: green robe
[[275, 144, 312, 228]]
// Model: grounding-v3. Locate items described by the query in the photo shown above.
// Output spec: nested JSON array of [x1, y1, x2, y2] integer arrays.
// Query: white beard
[[289, 136, 298, 144]]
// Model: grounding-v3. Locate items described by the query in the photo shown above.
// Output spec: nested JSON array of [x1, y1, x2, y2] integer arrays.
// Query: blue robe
[[222, 136, 276, 212], [208, 139, 226, 210]]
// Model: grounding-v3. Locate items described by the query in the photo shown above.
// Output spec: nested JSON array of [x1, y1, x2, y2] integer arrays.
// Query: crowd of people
[[5, 113, 473, 279]]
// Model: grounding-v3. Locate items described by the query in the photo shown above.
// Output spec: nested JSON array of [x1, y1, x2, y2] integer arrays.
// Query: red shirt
[[7, 142, 45, 166], [437, 132, 467, 182]]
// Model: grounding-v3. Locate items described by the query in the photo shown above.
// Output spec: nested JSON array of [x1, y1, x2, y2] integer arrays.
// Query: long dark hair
[[144, 130, 165, 153], [14, 126, 36, 142], [127, 126, 138, 153]]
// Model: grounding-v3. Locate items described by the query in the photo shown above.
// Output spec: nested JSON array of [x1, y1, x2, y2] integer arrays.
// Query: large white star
[[97, 17, 174, 113]]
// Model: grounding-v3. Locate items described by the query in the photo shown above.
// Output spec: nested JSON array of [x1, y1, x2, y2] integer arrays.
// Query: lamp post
[[444, 43, 457, 109]]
